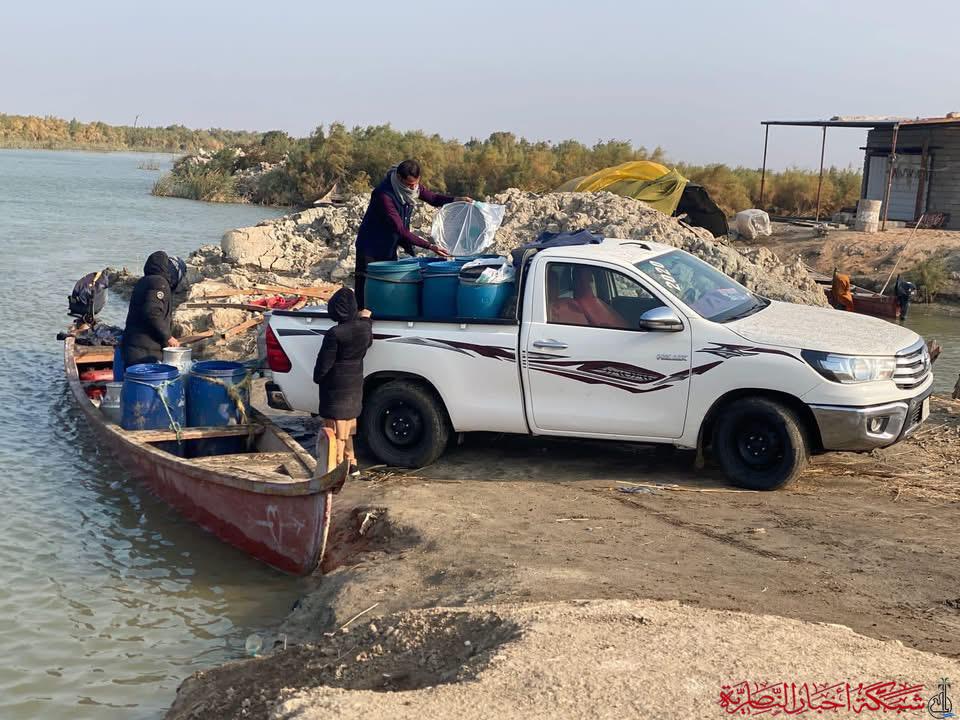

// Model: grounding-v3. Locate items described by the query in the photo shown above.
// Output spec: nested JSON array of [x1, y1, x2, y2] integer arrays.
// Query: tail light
[[265, 325, 292, 373]]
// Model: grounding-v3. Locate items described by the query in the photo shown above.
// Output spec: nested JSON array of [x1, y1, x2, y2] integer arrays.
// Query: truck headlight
[[801, 350, 896, 383]]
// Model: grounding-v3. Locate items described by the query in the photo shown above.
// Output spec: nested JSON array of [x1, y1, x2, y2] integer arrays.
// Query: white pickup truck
[[263, 239, 932, 490]]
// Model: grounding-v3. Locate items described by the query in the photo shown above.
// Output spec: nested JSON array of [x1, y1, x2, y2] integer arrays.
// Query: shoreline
[[166, 393, 960, 718]]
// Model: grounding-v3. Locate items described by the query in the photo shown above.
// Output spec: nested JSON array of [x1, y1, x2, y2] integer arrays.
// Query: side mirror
[[638, 306, 684, 332]]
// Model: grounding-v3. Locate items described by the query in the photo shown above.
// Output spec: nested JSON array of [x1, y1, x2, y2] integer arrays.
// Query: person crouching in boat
[[313, 287, 372, 479], [120, 250, 180, 368]]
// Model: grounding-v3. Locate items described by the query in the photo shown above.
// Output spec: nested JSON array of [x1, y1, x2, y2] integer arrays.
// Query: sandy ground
[[756, 224, 960, 295], [165, 391, 960, 719], [169, 600, 960, 720]]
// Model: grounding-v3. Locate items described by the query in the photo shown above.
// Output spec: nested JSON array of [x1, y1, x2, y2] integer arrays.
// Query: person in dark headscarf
[[894, 274, 916, 321], [313, 288, 373, 477], [120, 250, 180, 368]]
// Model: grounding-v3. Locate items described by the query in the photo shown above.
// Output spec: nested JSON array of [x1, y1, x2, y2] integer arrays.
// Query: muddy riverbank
[[166, 394, 960, 718]]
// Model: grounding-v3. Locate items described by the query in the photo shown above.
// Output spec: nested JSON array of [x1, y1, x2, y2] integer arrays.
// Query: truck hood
[[726, 300, 920, 355]]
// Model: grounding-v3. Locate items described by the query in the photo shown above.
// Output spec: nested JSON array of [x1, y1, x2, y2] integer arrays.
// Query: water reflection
[[0, 150, 293, 719]]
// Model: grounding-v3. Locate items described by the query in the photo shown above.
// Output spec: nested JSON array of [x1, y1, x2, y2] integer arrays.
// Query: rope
[[124, 377, 184, 442], [191, 371, 256, 448]]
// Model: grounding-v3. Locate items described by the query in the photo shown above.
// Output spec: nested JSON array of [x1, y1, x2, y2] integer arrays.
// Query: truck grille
[[894, 340, 931, 390]]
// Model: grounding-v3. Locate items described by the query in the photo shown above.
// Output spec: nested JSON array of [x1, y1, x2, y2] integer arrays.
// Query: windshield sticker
[[647, 260, 683, 295]]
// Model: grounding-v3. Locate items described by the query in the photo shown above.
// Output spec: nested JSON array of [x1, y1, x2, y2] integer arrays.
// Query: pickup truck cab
[[264, 239, 932, 490]]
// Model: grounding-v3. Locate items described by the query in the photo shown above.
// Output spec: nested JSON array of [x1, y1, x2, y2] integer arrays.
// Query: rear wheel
[[361, 381, 450, 468], [712, 397, 808, 490]]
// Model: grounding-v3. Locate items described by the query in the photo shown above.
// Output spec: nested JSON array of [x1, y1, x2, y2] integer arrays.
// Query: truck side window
[[546, 263, 664, 330]]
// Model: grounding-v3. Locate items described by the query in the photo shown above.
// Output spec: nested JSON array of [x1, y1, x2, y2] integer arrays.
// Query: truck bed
[[269, 309, 529, 434]]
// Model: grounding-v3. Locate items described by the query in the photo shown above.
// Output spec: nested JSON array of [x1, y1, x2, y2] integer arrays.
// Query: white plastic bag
[[734, 209, 772, 240], [478, 262, 515, 285], [431, 201, 506, 257]]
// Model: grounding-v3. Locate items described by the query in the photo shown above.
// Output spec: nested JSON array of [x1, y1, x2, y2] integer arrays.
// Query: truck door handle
[[532, 339, 569, 350]]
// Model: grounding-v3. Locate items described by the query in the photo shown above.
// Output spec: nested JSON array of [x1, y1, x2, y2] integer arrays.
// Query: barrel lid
[[367, 260, 422, 276], [192, 360, 247, 378], [124, 363, 179, 381], [423, 260, 469, 273]]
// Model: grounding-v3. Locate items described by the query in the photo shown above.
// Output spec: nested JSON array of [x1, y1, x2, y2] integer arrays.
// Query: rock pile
[[168, 190, 827, 360]]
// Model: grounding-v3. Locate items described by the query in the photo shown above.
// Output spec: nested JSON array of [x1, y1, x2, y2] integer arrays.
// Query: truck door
[[522, 260, 691, 439]]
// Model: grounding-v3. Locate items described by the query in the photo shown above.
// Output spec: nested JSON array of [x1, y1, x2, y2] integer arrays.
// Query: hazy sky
[[3, 0, 957, 169]]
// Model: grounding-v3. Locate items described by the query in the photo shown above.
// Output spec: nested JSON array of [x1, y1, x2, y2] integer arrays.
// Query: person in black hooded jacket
[[313, 287, 372, 477], [120, 250, 180, 368]]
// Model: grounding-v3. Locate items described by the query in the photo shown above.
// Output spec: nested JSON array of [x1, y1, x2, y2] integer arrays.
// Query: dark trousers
[[354, 240, 403, 308], [122, 343, 161, 368], [898, 297, 911, 321], [354, 254, 375, 309]]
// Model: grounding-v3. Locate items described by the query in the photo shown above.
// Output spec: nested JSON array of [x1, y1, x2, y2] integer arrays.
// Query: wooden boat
[[64, 337, 345, 575], [820, 286, 901, 320]]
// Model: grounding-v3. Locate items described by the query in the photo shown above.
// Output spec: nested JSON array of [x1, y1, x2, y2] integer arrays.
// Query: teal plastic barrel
[[457, 278, 516, 319], [422, 259, 470, 319], [120, 363, 185, 431], [365, 260, 421, 318]]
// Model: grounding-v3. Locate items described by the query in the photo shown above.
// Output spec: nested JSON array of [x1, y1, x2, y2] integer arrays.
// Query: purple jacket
[[355, 173, 454, 260]]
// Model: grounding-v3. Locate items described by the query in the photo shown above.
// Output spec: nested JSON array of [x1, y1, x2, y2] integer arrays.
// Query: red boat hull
[[103, 431, 330, 574], [64, 338, 336, 575], [824, 288, 900, 320]]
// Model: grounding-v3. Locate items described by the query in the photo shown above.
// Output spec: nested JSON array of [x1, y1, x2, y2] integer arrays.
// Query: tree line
[[0, 114, 863, 217], [153, 124, 864, 218], [0, 113, 260, 153]]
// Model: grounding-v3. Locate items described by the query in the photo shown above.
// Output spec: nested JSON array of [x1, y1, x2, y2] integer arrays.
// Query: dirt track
[[279, 399, 960, 661], [165, 393, 960, 718]]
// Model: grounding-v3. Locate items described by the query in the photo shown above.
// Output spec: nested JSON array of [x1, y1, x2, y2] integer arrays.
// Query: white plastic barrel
[[855, 199, 882, 233]]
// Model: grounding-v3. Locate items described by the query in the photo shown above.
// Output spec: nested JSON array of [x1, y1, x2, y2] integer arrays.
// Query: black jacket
[[121, 251, 174, 366], [313, 289, 373, 419]]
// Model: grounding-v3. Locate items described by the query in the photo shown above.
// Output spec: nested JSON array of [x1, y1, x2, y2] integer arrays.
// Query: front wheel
[[712, 397, 808, 490], [360, 381, 450, 468]]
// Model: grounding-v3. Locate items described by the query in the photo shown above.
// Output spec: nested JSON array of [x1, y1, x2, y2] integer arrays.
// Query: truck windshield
[[635, 251, 766, 323]]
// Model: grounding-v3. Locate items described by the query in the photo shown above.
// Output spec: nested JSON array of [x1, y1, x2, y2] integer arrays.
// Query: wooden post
[[315, 426, 337, 476], [759, 124, 770, 207], [815, 125, 827, 222], [881, 124, 900, 231]]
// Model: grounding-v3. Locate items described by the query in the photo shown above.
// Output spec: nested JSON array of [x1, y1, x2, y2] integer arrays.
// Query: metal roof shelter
[[759, 115, 960, 228]]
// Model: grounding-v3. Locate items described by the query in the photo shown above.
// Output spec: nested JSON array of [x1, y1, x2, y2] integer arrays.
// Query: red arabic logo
[[719, 681, 927, 715]]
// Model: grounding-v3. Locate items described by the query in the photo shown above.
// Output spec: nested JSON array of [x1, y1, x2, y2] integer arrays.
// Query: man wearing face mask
[[353, 159, 472, 306]]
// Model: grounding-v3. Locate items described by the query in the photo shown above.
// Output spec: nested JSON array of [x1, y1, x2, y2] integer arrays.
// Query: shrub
[[907, 257, 947, 303]]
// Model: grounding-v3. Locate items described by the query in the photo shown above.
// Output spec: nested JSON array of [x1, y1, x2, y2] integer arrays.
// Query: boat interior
[[72, 343, 315, 481]]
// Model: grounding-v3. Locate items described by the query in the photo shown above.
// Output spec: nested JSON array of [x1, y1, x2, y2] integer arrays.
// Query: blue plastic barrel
[[364, 260, 421, 318], [187, 360, 250, 456], [113, 345, 124, 382], [120, 363, 185, 431], [422, 259, 470, 319], [457, 278, 516, 319]]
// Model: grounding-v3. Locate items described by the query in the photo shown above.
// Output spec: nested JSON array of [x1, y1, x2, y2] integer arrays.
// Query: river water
[[0, 150, 294, 719], [2, 150, 958, 719]]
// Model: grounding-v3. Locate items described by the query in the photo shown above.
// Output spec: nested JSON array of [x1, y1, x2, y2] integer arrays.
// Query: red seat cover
[[573, 268, 630, 329]]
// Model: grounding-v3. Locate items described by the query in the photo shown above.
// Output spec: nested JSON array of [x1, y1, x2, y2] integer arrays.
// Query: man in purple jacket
[[353, 159, 471, 305]]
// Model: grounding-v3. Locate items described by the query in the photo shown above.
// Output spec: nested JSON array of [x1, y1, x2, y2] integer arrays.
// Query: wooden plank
[[125, 424, 264, 443], [193, 452, 312, 480], [251, 284, 338, 300], [220, 316, 263, 339], [193, 451, 297, 467], [75, 348, 115, 364], [281, 456, 312, 480], [184, 302, 269, 312], [197, 284, 338, 300], [180, 331, 215, 345]]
